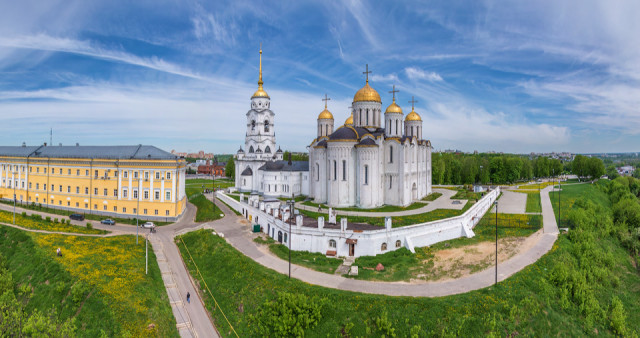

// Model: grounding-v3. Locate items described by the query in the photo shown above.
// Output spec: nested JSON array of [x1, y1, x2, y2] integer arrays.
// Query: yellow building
[[0, 144, 186, 221]]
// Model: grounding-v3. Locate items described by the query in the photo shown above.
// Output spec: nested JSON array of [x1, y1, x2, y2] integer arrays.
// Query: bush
[[251, 291, 327, 336], [86, 223, 93, 229], [45, 216, 51, 222], [21, 212, 26, 217], [70, 281, 90, 304], [53, 218, 58, 223], [66, 219, 71, 225], [609, 296, 627, 336]]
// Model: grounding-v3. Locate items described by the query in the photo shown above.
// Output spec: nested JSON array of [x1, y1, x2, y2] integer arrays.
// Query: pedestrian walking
[[186, 292, 190, 304]]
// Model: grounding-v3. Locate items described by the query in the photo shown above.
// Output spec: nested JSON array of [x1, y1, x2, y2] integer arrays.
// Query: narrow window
[[364, 165, 369, 185], [342, 160, 346, 181], [251, 120, 256, 131], [124, 171, 128, 178], [104, 188, 108, 196], [264, 120, 269, 132], [133, 190, 138, 199], [166, 191, 171, 200], [155, 191, 160, 200], [315, 163, 320, 181], [114, 189, 118, 197], [396, 120, 399, 135], [144, 190, 149, 199], [390, 146, 394, 163], [333, 161, 337, 180], [389, 176, 392, 189]]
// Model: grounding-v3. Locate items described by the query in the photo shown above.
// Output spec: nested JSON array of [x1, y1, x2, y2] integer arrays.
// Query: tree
[[586, 157, 605, 180], [633, 168, 640, 179], [572, 155, 587, 179], [606, 165, 620, 180], [225, 157, 235, 179]]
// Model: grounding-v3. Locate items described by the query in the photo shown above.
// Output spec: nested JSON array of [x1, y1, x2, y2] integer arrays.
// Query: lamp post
[[287, 194, 295, 279], [212, 167, 215, 218], [494, 200, 498, 285], [136, 188, 140, 245], [479, 165, 484, 186], [558, 175, 561, 228], [13, 172, 17, 225]]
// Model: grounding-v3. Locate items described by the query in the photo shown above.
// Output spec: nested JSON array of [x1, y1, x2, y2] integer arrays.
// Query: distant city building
[[170, 149, 214, 159], [197, 159, 226, 177], [0, 144, 187, 221], [617, 165, 635, 176]]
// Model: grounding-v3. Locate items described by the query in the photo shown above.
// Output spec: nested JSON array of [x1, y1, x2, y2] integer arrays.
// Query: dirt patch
[[236, 218, 250, 225], [412, 231, 542, 282]]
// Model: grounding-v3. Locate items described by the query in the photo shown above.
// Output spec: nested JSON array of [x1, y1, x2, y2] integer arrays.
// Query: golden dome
[[353, 82, 381, 103], [385, 100, 403, 114], [405, 108, 422, 121], [345, 113, 354, 125], [318, 108, 334, 120]]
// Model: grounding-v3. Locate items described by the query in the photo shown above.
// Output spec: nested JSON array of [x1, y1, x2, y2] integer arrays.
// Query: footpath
[[210, 185, 559, 297], [0, 202, 220, 338]]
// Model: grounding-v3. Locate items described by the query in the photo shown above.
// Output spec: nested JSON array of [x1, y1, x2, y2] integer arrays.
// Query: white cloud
[[370, 73, 398, 83], [405, 67, 443, 82], [0, 34, 210, 82]]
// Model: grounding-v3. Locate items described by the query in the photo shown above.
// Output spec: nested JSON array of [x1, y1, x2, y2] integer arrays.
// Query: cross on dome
[[322, 93, 331, 109], [363, 64, 371, 84], [389, 85, 399, 103], [409, 96, 418, 110]]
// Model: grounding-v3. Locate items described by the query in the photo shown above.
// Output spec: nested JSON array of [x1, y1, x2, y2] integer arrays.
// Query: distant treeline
[[432, 153, 605, 185]]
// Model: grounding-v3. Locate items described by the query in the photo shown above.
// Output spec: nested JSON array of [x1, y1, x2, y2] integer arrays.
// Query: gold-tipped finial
[[389, 85, 399, 103], [409, 96, 418, 111], [405, 96, 422, 121]]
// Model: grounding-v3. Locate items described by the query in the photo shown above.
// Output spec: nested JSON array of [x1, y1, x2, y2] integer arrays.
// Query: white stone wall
[[218, 187, 499, 258], [352, 101, 382, 128]]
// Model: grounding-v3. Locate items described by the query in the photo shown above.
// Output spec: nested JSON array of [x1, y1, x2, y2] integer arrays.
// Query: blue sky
[[0, 0, 639, 154]]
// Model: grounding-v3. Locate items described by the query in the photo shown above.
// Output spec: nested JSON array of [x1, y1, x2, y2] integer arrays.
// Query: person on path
[[186, 292, 190, 304]]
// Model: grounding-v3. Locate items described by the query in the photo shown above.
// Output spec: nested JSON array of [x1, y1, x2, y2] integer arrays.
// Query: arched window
[[265, 146, 271, 153], [284, 233, 288, 243], [381, 243, 387, 251], [389, 146, 393, 163], [249, 146, 254, 153], [329, 239, 336, 248], [396, 240, 401, 248], [251, 120, 256, 131], [264, 120, 270, 132]]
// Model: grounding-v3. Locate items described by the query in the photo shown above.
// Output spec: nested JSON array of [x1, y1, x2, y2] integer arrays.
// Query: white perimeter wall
[[218, 187, 500, 258]]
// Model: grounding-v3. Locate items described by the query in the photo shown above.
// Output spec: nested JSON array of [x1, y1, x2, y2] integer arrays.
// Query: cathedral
[[235, 49, 432, 207], [308, 67, 432, 208]]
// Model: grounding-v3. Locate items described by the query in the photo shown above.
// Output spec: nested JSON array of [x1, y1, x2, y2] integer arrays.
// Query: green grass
[[349, 213, 542, 282], [176, 222, 640, 337], [299, 202, 472, 227], [0, 209, 107, 234], [0, 200, 171, 226], [185, 178, 234, 190], [268, 243, 343, 274], [0, 226, 178, 337], [186, 186, 224, 222], [278, 195, 307, 202], [525, 192, 542, 213], [301, 201, 426, 212], [549, 181, 611, 226], [451, 189, 482, 200], [422, 192, 442, 201]]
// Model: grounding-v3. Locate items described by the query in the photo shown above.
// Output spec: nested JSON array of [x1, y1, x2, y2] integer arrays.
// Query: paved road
[[0, 202, 219, 338], [294, 188, 466, 217], [211, 186, 559, 297], [492, 190, 527, 214]]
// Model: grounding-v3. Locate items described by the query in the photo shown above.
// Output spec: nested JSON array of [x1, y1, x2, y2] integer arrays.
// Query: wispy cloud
[[370, 73, 398, 83], [405, 67, 443, 82], [0, 34, 209, 82]]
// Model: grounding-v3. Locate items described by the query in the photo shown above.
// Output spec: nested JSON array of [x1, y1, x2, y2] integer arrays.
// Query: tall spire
[[252, 43, 269, 98], [258, 43, 263, 87]]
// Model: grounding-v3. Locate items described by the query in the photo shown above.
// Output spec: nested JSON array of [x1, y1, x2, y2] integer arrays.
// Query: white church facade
[[309, 73, 432, 208]]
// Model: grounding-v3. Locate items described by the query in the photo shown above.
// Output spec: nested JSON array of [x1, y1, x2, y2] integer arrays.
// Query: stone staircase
[[334, 256, 356, 275]]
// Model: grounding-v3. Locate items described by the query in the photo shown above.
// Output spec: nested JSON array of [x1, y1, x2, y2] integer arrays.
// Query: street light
[[12, 172, 17, 225], [494, 200, 498, 285], [136, 188, 140, 245], [287, 193, 295, 279]]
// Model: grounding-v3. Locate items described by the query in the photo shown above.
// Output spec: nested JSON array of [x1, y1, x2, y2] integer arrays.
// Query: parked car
[[141, 222, 156, 229], [69, 213, 84, 221], [100, 219, 116, 225]]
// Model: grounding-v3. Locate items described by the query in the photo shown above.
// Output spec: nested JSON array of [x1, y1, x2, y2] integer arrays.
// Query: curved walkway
[[0, 202, 219, 338], [294, 188, 466, 217], [209, 185, 559, 297]]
